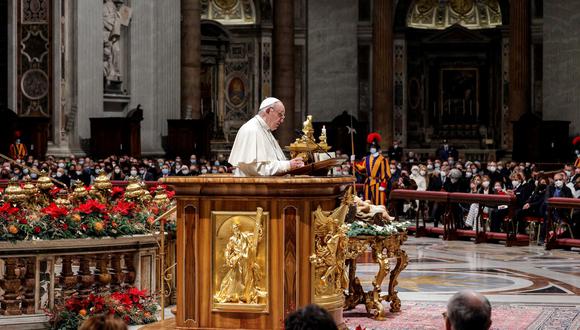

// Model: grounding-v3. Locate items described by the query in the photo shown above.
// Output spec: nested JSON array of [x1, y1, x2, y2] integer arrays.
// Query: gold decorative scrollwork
[[309, 191, 352, 310], [344, 233, 409, 319]]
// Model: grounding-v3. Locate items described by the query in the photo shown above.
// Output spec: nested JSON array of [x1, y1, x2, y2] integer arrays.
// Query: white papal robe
[[228, 115, 290, 176]]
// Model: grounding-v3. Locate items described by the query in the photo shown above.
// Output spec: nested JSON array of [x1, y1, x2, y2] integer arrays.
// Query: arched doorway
[[395, 0, 509, 157]]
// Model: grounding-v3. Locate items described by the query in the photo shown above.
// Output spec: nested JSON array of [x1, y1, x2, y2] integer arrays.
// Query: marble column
[[181, 0, 201, 120], [372, 0, 394, 149], [273, 0, 295, 147], [508, 0, 530, 123]]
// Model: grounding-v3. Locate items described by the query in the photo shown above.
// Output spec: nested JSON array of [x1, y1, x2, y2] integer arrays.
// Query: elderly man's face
[[263, 102, 285, 131]]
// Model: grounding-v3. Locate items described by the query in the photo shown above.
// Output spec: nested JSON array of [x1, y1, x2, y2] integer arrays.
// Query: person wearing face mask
[[435, 139, 458, 161], [490, 173, 532, 233], [354, 133, 391, 206], [410, 165, 426, 191], [387, 140, 404, 162], [53, 168, 71, 189], [177, 165, 191, 176], [9, 131, 28, 161], [545, 173, 573, 234], [160, 166, 171, 178], [514, 178, 549, 241], [139, 166, 155, 181], [111, 166, 125, 181]]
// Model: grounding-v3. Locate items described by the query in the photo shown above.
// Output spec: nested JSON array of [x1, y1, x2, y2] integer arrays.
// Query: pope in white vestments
[[229, 97, 304, 176]]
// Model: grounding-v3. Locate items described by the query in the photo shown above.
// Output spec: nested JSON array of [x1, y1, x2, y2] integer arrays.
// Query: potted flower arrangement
[[47, 288, 158, 329]]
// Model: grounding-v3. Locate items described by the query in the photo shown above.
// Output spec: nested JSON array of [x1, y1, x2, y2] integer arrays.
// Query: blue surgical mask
[[162, 169, 170, 175]]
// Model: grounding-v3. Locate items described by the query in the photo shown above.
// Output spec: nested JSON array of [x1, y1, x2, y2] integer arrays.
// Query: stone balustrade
[[0, 234, 173, 328]]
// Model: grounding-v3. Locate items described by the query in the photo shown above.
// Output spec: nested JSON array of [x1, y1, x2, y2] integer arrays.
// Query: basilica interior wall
[[307, 0, 358, 122], [74, 0, 180, 155], [543, 1, 580, 136]]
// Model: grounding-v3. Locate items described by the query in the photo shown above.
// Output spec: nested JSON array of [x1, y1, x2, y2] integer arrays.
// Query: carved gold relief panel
[[211, 209, 269, 313]]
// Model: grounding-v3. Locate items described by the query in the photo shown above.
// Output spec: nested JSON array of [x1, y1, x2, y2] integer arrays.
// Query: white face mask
[[419, 170, 426, 176], [512, 180, 520, 188], [390, 168, 396, 174], [182, 170, 189, 175], [369, 147, 377, 154], [565, 170, 571, 177], [114, 169, 121, 174], [450, 178, 458, 183], [482, 181, 490, 188], [130, 170, 138, 176], [427, 165, 433, 170], [465, 172, 472, 178], [488, 166, 496, 172], [201, 169, 208, 174], [412, 169, 419, 175], [555, 180, 564, 188]]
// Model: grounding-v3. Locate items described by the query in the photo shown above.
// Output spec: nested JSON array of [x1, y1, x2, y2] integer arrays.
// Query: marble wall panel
[[543, 1, 580, 135], [307, 0, 358, 122]]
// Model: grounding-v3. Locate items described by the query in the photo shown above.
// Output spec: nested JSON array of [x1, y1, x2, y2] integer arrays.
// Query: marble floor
[[357, 236, 580, 305], [138, 237, 580, 329]]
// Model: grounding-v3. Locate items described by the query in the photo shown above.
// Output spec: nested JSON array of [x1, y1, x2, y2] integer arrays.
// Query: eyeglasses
[[270, 107, 285, 119]]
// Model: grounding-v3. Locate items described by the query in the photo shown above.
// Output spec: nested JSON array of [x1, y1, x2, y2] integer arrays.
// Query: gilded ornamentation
[[407, 0, 501, 30], [449, 0, 474, 15], [287, 115, 331, 163], [213, 208, 267, 307], [344, 233, 409, 319], [310, 191, 352, 304], [201, 0, 256, 25]]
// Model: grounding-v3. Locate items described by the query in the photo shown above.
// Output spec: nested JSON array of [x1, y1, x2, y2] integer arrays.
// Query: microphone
[[294, 129, 334, 160]]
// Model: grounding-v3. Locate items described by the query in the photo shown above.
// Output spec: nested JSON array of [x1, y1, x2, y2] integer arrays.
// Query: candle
[[322, 125, 326, 135]]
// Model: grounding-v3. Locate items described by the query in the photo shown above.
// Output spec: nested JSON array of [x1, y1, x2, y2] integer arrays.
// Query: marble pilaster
[[130, 0, 181, 155], [7, 0, 17, 112], [372, 0, 394, 149], [274, 0, 295, 147], [75, 0, 103, 141], [181, 0, 201, 120], [508, 0, 530, 125]]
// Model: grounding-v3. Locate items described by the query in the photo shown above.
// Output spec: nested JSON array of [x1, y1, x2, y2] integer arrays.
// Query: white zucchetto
[[259, 97, 281, 111]]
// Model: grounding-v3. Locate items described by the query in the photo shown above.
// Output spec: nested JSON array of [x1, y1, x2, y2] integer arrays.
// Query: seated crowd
[[3, 150, 580, 241], [0, 153, 234, 187], [334, 149, 580, 242]]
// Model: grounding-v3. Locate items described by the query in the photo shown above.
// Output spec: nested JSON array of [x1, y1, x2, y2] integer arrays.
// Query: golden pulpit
[[162, 175, 353, 329]]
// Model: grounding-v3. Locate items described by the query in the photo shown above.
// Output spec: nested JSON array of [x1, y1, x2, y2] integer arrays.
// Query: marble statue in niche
[[103, 0, 124, 92]]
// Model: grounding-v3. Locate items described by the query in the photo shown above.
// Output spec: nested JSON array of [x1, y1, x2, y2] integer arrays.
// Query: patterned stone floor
[[346, 236, 580, 329], [356, 237, 580, 304]]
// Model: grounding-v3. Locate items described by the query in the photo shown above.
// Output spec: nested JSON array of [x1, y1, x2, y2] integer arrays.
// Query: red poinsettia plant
[[48, 288, 158, 329], [0, 182, 175, 242]]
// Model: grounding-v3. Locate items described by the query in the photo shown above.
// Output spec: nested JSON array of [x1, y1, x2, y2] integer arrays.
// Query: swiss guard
[[354, 132, 391, 206], [9, 131, 27, 161]]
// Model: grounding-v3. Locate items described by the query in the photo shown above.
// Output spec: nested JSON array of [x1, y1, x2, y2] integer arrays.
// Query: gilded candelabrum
[[3, 177, 27, 204], [89, 172, 113, 203], [125, 176, 145, 200], [287, 115, 331, 164], [71, 180, 89, 201]]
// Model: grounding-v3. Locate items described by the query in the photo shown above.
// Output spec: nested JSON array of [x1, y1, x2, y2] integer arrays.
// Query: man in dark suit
[[387, 140, 404, 162], [436, 140, 458, 161], [490, 173, 533, 232]]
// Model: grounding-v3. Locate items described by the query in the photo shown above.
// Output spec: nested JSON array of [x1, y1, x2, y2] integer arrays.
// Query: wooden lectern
[[162, 175, 353, 329]]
